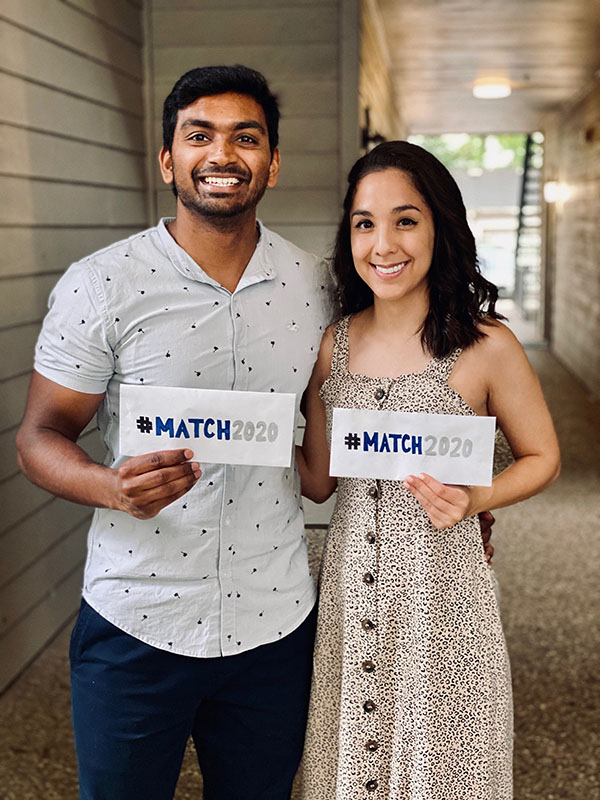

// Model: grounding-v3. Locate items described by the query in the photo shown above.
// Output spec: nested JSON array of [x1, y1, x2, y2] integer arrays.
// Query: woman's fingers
[[403, 473, 470, 529]]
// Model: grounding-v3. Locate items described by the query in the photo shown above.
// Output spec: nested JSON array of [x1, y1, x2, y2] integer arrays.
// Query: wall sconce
[[472, 77, 512, 99], [543, 181, 571, 203], [361, 108, 386, 151]]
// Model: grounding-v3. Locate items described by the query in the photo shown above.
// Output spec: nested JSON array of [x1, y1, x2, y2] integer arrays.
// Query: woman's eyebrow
[[350, 204, 421, 218]]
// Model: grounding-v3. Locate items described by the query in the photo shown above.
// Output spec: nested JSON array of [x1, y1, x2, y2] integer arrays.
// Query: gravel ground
[[0, 349, 597, 799]]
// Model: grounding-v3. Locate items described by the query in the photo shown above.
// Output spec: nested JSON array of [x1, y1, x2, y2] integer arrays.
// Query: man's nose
[[206, 136, 235, 165]]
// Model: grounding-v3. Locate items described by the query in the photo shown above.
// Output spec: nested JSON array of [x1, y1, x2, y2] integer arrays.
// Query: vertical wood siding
[[0, 0, 146, 692]]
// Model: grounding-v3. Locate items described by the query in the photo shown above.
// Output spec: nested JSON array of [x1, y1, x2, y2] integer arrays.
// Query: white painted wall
[[0, 0, 147, 692]]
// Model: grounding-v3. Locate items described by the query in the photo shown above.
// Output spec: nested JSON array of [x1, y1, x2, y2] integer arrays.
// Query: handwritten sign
[[120, 385, 296, 467], [330, 408, 496, 486]]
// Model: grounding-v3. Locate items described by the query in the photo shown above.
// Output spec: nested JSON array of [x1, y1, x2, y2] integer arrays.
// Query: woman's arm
[[404, 323, 561, 529], [296, 327, 338, 503]]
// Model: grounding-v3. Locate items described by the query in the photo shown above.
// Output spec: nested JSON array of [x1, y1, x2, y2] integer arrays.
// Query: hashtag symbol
[[344, 432, 361, 450], [136, 415, 153, 433]]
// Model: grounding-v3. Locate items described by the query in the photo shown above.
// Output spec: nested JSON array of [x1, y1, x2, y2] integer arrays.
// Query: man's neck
[[166, 206, 260, 293]]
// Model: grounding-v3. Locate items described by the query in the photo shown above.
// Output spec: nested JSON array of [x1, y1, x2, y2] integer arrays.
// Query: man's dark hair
[[331, 140, 504, 359], [162, 64, 280, 153]]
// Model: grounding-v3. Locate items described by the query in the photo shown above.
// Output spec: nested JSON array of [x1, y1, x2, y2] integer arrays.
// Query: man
[[16, 65, 332, 800]]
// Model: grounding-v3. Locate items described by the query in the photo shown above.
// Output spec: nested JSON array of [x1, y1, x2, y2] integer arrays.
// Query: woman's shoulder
[[474, 318, 523, 356]]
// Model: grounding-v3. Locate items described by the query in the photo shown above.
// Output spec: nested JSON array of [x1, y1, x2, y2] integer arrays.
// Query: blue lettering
[[188, 418, 204, 436], [204, 418, 216, 439], [363, 431, 379, 451], [388, 433, 401, 452], [401, 434, 411, 453], [156, 416, 174, 437], [217, 419, 231, 440], [412, 435, 423, 454], [379, 433, 391, 453], [175, 419, 190, 439]]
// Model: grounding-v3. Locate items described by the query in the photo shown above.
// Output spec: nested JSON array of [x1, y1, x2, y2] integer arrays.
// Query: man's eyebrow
[[179, 119, 266, 134]]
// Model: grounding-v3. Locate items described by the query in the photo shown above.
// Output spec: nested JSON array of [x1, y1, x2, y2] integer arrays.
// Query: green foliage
[[409, 133, 528, 170]]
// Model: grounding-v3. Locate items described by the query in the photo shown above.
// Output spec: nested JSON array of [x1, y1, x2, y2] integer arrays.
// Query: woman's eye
[[355, 219, 373, 229], [398, 218, 417, 227]]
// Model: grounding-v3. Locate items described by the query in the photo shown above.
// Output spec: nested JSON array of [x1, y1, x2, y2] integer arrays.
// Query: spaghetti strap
[[329, 315, 351, 377], [430, 347, 462, 383]]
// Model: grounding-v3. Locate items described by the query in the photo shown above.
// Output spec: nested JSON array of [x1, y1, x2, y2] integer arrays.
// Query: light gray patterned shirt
[[35, 219, 333, 657]]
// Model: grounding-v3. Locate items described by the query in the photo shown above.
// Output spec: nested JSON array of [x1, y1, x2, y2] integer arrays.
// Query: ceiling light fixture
[[472, 78, 512, 100]]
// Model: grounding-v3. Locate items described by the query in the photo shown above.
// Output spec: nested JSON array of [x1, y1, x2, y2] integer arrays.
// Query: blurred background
[[0, 1, 598, 797]]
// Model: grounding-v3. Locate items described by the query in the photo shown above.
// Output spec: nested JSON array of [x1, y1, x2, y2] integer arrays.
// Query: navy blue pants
[[70, 600, 317, 800]]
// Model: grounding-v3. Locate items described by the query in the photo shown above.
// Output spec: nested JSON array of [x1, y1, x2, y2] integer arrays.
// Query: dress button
[[374, 387, 385, 401], [363, 572, 375, 585], [363, 700, 377, 713], [365, 739, 379, 752], [362, 660, 375, 673], [367, 486, 379, 499], [365, 531, 376, 544], [366, 779, 378, 791], [361, 618, 376, 631]]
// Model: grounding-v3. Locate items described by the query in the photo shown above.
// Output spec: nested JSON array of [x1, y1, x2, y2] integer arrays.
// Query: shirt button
[[362, 660, 375, 673], [374, 387, 385, 401], [365, 531, 376, 544], [365, 739, 379, 752], [363, 572, 375, 585], [367, 486, 379, 499], [361, 618, 376, 631], [366, 779, 378, 791], [363, 700, 377, 713]]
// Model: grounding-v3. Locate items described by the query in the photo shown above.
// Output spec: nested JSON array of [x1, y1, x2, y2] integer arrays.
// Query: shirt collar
[[157, 217, 277, 292]]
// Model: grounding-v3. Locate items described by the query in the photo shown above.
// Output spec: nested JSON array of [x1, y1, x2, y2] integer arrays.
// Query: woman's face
[[349, 168, 435, 306]]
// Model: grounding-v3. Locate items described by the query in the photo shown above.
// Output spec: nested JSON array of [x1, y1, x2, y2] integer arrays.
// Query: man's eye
[[188, 133, 209, 142], [238, 135, 257, 144]]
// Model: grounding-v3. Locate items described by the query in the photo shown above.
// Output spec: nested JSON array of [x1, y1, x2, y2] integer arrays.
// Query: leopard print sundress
[[300, 316, 513, 799]]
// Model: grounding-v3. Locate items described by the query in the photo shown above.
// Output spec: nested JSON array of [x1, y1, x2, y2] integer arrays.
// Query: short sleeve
[[34, 260, 114, 394]]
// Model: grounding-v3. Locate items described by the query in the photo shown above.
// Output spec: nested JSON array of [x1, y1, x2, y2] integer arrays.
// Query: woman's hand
[[403, 473, 475, 530]]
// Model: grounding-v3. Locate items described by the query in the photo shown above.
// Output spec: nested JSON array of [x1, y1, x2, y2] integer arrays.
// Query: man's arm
[[16, 371, 201, 519]]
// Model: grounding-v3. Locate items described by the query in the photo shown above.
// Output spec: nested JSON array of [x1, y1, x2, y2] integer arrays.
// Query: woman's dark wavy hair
[[331, 140, 504, 358]]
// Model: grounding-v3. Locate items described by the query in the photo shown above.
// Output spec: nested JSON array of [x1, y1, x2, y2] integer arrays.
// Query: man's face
[[159, 92, 279, 220]]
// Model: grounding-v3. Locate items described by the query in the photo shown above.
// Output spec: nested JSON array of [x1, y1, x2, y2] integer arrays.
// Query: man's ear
[[267, 148, 280, 189], [158, 147, 174, 186]]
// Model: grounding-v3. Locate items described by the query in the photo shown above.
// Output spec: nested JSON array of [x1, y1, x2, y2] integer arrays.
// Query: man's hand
[[479, 510, 495, 565], [111, 449, 202, 519]]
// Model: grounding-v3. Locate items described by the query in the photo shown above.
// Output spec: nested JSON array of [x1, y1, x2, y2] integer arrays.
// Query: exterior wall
[[547, 78, 600, 397], [0, 0, 147, 691], [358, 0, 404, 147], [148, 0, 359, 257]]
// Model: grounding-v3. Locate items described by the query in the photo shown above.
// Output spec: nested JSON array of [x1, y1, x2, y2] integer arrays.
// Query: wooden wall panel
[[0, 0, 146, 692], [0, 228, 142, 279]]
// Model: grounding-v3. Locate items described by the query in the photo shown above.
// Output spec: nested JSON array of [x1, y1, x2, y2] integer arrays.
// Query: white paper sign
[[330, 408, 496, 486], [120, 386, 296, 468]]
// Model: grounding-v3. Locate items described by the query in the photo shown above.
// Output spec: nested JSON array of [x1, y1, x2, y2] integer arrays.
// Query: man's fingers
[[119, 449, 196, 478], [124, 461, 201, 496]]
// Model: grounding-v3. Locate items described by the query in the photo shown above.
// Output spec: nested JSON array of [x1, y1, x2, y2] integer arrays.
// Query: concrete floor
[[0, 347, 598, 800]]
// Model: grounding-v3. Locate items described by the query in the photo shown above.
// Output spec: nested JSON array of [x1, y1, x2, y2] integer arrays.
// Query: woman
[[297, 141, 560, 799]]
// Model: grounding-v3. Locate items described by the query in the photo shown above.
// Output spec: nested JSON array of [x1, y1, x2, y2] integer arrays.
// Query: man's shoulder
[[259, 223, 323, 269], [76, 224, 161, 268]]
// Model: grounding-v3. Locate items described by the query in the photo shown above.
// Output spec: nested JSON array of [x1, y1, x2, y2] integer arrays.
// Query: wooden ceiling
[[375, 0, 600, 134]]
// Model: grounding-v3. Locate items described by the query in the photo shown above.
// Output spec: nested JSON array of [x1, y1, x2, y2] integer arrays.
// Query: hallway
[[0, 346, 597, 798]]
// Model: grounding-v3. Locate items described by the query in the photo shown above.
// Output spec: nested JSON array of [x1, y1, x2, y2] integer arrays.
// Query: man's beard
[[173, 166, 270, 220]]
